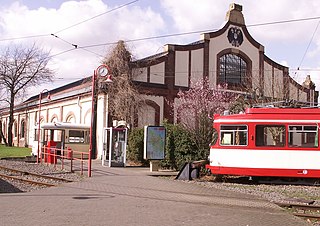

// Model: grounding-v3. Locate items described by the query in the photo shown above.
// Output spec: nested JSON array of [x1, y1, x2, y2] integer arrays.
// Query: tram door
[[102, 127, 127, 167]]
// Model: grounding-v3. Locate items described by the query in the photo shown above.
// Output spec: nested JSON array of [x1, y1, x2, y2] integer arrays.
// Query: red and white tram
[[206, 107, 320, 178]]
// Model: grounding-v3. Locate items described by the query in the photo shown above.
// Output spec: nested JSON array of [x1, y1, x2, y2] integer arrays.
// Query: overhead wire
[[53, 0, 139, 34], [246, 16, 320, 27], [0, 0, 139, 43], [48, 48, 77, 58], [48, 0, 140, 59], [2, 4, 320, 73], [296, 20, 320, 72], [1, 14, 320, 44], [50, 34, 78, 48], [27, 0, 140, 60], [0, 34, 50, 42]]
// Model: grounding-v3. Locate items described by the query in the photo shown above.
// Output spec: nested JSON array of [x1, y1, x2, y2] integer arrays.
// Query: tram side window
[[68, 130, 89, 144], [288, 125, 318, 148], [255, 125, 285, 147], [220, 125, 247, 146]]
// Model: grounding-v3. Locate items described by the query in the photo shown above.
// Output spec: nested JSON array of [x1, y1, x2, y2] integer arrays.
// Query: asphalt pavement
[[0, 160, 310, 226]]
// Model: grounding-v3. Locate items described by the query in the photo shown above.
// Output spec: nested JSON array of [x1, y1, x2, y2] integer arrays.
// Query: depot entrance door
[[102, 127, 127, 167]]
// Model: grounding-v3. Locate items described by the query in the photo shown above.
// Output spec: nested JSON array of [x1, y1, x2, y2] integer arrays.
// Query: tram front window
[[255, 125, 285, 147], [220, 125, 247, 146]]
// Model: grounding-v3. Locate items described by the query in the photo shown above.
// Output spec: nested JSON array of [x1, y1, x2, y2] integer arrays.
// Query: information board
[[144, 126, 166, 160]]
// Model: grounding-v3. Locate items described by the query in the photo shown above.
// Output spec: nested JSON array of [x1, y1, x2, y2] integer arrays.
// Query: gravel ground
[[0, 159, 84, 193], [189, 175, 320, 205]]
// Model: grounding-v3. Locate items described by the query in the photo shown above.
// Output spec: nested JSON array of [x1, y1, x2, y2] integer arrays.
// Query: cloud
[[1, 0, 320, 97], [0, 0, 166, 96]]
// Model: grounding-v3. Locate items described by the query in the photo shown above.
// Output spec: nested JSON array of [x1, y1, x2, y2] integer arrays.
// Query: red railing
[[40, 145, 89, 176]]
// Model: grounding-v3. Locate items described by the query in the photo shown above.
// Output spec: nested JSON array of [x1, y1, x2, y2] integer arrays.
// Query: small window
[[14, 121, 18, 137], [34, 129, 39, 141], [220, 125, 247, 146], [289, 125, 318, 148], [255, 125, 285, 147], [21, 120, 25, 138]]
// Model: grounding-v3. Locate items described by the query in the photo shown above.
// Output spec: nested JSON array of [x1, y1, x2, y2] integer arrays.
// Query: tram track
[[275, 202, 320, 221], [0, 165, 74, 189]]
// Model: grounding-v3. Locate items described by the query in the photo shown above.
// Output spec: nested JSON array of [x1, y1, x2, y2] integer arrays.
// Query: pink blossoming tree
[[172, 78, 236, 159]]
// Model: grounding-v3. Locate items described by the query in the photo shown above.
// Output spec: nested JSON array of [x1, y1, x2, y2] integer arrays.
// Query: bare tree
[[0, 43, 54, 146], [100, 40, 142, 126]]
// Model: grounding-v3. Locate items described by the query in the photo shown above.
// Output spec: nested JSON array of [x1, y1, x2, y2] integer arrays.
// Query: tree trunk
[[7, 93, 15, 146]]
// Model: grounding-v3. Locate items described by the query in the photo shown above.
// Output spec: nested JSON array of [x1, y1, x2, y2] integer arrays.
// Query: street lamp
[[37, 89, 51, 163], [88, 64, 112, 177]]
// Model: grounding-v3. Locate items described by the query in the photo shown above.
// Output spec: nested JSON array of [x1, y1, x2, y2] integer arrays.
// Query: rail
[[0, 165, 74, 187], [40, 146, 89, 176], [275, 202, 320, 221]]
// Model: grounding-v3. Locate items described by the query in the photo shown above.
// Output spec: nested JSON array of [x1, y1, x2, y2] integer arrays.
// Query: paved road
[[0, 160, 309, 226]]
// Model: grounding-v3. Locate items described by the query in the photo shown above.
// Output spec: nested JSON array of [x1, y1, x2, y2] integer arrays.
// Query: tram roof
[[214, 107, 320, 122], [245, 107, 320, 115], [41, 122, 90, 130]]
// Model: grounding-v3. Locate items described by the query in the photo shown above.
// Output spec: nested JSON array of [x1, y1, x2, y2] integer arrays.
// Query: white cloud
[[1, 0, 320, 96], [161, 0, 226, 31], [0, 0, 166, 97]]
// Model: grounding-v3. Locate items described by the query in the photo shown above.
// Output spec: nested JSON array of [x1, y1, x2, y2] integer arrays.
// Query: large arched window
[[135, 100, 160, 127], [218, 53, 248, 87]]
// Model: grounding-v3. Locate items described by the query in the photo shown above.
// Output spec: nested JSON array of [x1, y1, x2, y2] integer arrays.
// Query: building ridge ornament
[[303, 75, 316, 89], [225, 3, 245, 25]]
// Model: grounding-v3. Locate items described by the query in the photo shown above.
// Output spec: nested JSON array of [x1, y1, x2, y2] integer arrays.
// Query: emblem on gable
[[227, 27, 243, 47]]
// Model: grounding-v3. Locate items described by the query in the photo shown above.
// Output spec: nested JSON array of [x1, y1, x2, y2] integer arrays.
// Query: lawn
[[0, 145, 32, 158]]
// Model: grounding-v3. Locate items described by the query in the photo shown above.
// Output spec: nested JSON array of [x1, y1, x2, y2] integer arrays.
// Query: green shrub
[[161, 122, 198, 170], [126, 123, 206, 170], [126, 128, 147, 165]]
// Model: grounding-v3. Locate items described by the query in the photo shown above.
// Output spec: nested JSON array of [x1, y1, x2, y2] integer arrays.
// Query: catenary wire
[[0, 0, 139, 42], [1, 14, 320, 43], [52, 0, 139, 34], [2, 6, 320, 74], [296, 20, 320, 71]]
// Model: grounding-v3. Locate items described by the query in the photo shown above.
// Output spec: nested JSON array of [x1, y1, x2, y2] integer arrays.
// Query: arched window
[[51, 116, 58, 123], [218, 53, 248, 87], [21, 120, 25, 138], [135, 100, 160, 127], [66, 114, 75, 123]]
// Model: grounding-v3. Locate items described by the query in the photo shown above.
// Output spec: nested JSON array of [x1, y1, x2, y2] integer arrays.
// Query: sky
[[1, 0, 320, 101]]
